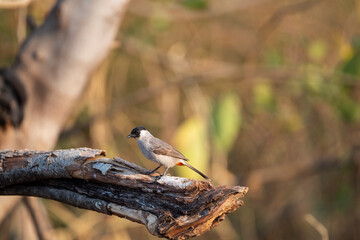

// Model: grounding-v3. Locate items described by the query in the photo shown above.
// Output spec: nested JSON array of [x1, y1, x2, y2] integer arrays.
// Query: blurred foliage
[[174, 115, 209, 180], [212, 92, 242, 152], [1, 0, 360, 239], [181, 0, 208, 11], [307, 40, 327, 63], [253, 80, 277, 112], [342, 39, 360, 76]]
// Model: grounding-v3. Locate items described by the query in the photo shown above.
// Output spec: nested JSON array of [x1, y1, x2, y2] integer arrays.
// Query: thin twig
[[0, 196, 24, 224], [304, 214, 329, 240], [23, 197, 53, 240]]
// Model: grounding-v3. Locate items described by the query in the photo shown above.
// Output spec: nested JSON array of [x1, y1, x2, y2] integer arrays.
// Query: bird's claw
[[154, 175, 163, 181]]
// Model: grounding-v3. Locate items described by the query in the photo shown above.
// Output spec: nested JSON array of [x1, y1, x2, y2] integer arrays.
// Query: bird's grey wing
[[151, 138, 189, 161]]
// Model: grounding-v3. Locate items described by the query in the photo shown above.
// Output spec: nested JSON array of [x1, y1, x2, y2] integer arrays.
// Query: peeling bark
[[0, 148, 248, 239]]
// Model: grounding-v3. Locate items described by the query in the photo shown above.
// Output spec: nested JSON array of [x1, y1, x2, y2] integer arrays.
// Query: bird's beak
[[127, 134, 135, 138]]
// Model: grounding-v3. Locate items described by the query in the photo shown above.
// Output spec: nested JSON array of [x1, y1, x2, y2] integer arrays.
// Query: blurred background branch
[[23, 197, 54, 240], [304, 213, 329, 240], [258, 0, 322, 42], [0, 0, 32, 9]]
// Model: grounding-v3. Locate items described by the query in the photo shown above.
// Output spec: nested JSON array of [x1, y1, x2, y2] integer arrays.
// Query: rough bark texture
[[0, 148, 248, 240], [0, 0, 130, 150]]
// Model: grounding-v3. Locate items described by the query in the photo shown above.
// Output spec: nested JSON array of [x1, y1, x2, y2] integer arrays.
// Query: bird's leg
[[155, 167, 170, 181], [162, 167, 169, 176], [147, 165, 161, 175]]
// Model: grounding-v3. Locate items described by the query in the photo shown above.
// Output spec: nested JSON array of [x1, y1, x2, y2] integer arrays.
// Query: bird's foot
[[147, 165, 161, 175], [154, 175, 163, 181]]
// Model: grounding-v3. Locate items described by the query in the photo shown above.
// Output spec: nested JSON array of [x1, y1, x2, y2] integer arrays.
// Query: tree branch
[[0, 148, 248, 240]]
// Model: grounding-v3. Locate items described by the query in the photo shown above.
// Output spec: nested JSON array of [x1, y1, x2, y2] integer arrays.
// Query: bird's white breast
[[136, 130, 179, 168]]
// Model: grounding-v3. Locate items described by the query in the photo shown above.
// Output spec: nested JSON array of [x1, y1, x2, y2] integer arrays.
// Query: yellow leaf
[[173, 116, 209, 180]]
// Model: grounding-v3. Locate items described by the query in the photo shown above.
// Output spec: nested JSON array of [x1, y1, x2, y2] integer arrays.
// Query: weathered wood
[[0, 148, 248, 239], [0, 0, 130, 150]]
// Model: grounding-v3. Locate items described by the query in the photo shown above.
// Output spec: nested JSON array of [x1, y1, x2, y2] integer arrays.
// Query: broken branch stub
[[0, 148, 248, 239]]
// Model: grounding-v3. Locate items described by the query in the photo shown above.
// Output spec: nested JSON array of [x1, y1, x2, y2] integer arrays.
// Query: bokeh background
[[1, 0, 359, 239]]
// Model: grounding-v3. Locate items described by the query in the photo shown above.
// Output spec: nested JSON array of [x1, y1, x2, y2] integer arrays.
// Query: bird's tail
[[179, 160, 211, 181]]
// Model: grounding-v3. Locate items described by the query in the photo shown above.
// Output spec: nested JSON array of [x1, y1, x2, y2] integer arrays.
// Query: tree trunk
[[0, 0, 130, 150], [0, 0, 130, 239]]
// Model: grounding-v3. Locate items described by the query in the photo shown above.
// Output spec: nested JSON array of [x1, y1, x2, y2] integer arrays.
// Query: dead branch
[[0, 148, 248, 240]]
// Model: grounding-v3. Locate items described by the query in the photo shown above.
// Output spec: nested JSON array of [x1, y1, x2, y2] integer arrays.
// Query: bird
[[127, 126, 210, 180]]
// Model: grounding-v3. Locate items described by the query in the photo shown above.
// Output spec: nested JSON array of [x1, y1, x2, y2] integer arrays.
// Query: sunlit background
[[1, 0, 359, 239]]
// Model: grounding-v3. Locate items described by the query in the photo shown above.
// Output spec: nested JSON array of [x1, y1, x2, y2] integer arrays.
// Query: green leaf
[[343, 53, 360, 76], [150, 18, 171, 32], [305, 70, 324, 94], [342, 38, 360, 76], [332, 93, 360, 122], [278, 102, 303, 132], [173, 116, 209, 180], [264, 48, 284, 65], [335, 183, 353, 210], [342, 53, 360, 76], [181, 0, 208, 10], [253, 80, 276, 111], [212, 92, 242, 152], [307, 40, 327, 63]]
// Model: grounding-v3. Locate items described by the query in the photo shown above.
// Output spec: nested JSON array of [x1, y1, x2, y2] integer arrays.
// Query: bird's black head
[[127, 126, 146, 139]]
